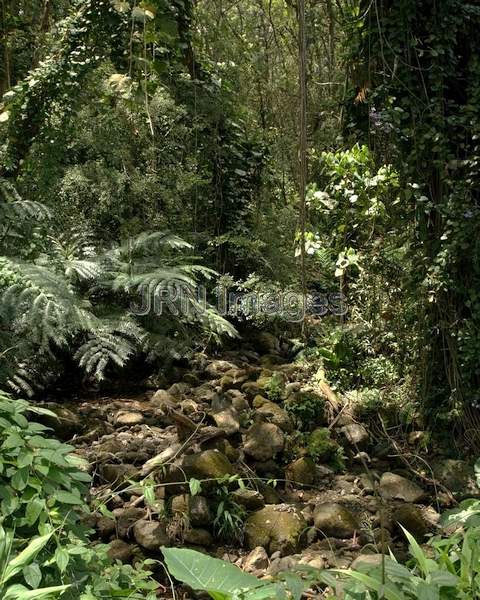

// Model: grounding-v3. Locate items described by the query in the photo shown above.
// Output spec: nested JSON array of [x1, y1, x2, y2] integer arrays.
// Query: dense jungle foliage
[[2, 0, 480, 599]]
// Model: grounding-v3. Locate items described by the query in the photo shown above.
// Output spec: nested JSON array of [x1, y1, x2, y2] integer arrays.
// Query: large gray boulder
[[245, 505, 307, 556], [133, 520, 169, 550], [182, 450, 235, 480], [340, 423, 369, 447], [379, 472, 425, 503], [313, 502, 360, 538], [243, 423, 284, 461]]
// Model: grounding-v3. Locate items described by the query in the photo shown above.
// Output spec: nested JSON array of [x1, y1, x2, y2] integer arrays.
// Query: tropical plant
[[0, 390, 159, 599], [0, 529, 69, 600], [162, 546, 316, 600], [0, 227, 236, 394], [213, 478, 247, 544]]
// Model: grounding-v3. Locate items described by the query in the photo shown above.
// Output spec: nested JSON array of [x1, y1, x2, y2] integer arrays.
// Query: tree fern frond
[[128, 231, 193, 254], [64, 259, 103, 281], [179, 264, 219, 280], [0, 178, 22, 203], [5, 260, 77, 301], [111, 269, 198, 292], [10, 200, 52, 221], [74, 316, 147, 381]]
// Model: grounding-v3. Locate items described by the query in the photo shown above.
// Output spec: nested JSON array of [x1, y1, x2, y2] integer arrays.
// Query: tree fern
[[0, 229, 237, 394], [74, 316, 147, 381]]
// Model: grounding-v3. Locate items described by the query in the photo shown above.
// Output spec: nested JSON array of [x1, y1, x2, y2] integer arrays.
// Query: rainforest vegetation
[[1, 0, 480, 598]]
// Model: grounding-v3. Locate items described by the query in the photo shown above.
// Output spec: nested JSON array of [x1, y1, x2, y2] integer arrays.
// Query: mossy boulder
[[243, 423, 284, 461], [313, 502, 360, 538], [379, 473, 425, 503], [285, 457, 316, 487], [395, 504, 430, 540], [245, 505, 307, 556], [308, 428, 341, 463], [254, 398, 293, 432], [182, 449, 235, 481]]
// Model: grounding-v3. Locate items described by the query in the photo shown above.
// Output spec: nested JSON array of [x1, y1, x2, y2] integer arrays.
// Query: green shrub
[[265, 372, 285, 402], [213, 480, 246, 544], [284, 391, 325, 431], [284, 428, 345, 472], [307, 428, 345, 471], [0, 392, 90, 537], [0, 390, 159, 599]]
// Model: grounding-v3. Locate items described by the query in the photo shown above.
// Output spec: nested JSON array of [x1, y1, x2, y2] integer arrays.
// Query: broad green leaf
[[3, 533, 52, 583], [162, 547, 262, 596], [428, 570, 459, 587], [55, 547, 70, 573], [4, 583, 70, 599], [22, 563, 42, 589], [399, 525, 429, 576], [189, 478, 202, 496], [17, 450, 34, 468], [55, 491, 83, 505], [11, 467, 29, 491], [415, 581, 440, 600]]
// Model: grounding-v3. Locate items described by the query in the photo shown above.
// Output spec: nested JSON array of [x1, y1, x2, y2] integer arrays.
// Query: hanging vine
[[347, 0, 480, 419]]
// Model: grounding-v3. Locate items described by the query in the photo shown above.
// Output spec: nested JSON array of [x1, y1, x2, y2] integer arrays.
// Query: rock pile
[[42, 334, 476, 578]]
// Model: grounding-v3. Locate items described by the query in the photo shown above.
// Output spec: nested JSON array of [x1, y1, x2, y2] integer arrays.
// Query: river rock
[[100, 463, 138, 484], [212, 407, 240, 435], [171, 494, 211, 527], [107, 539, 133, 563], [133, 520, 169, 550], [37, 405, 83, 440], [241, 381, 262, 399], [379, 472, 425, 503], [168, 382, 190, 398], [432, 459, 479, 497], [350, 554, 384, 571], [205, 360, 236, 378], [232, 489, 265, 511], [115, 411, 145, 426], [313, 502, 360, 538], [243, 546, 269, 573], [151, 389, 177, 410], [115, 507, 146, 539], [285, 457, 316, 487], [254, 399, 293, 432], [201, 437, 240, 462], [341, 423, 369, 447], [244, 423, 284, 461], [223, 369, 249, 389], [395, 504, 430, 540], [228, 391, 250, 412], [184, 528, 213, 546], [97, 516, 116, 540], [182, 450, 235, 480], [267, 555, 300, 576], [245, 505, 307, 556]]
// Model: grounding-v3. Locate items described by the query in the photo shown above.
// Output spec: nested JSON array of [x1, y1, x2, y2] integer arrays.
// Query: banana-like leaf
[[162, 547, 262, 597]]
